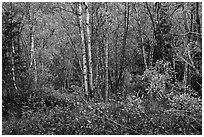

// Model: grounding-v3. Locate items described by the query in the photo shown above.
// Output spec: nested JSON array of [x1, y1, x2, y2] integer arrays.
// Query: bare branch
[[171, 31, 202, 37], [50, 6, 80, 16]]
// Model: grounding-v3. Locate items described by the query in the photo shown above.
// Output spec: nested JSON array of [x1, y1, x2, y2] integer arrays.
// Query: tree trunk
[[173, 52, 176, 81], [183, 62, 188, 89], [182, 6, 190, 90], [29, 3, 37, 88], [9, 3, 18, 91], [114, 32, 118, 82], [11, 29, 18, 91], [116, 3, 129, 93], [195, 2, 201, 49], [142, 44, 147, 69], [134, 3, 147, 69], [94, 5, 99, 98], [105, 37, 109, 102], [30, 25, 35, 68], [104, 3, 109, 102], [145, 2, 156, 66], [34, 55, 37, 86], [84, 2, 94, 94], [95, 34, 100, 99], [112, 29, 118, 94], [79, 3, 89, 98]]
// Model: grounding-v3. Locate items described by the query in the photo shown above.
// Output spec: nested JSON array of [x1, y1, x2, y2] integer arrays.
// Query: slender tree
[[104, 2, 109, 102], [93, 4, 103, 100], [11, 36, 18, 91], [182, 4, 190, 89], [115, 3, 130, 93], [79, 2, 89, 98], [84, 2, 94, 94], [133, 3, 147, 69], [10, 3, 18, 91], [28, 3, 37, 88], [145, 2, 156, 66], [195, 2, 201, 49]]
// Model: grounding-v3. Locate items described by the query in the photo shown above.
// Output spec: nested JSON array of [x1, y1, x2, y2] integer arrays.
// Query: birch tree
[[11, 37, 17, 91], [29, 3, 37, 87], [11, 3, 18, 91], [84, 2, 94, 93], [79, 3, 89, 98]]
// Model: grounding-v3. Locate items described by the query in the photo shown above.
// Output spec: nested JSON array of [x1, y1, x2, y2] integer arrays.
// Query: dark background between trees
[[2, 2, 202, 135]]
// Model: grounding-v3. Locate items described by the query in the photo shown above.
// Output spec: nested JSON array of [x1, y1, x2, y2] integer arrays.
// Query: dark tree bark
[[195, 2, 202, 49], [145, 2, 157, 66], [115, 3, 130, 94]]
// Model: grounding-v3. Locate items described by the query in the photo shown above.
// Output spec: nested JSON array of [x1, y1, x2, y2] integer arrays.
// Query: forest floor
[[2, 87, 202, 135]]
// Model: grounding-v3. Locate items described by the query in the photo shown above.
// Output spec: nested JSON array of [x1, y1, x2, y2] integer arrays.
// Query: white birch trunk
[[11, 34, 18, 91], [10, 2, 17, 90], [142, 41, 147, 69], [79, 3, 89, 97], [30, 26, 35, 68], [84, 2, 93, 92], [29, 5, 37, 87]]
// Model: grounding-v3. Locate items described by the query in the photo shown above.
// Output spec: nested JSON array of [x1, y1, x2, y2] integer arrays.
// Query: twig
[[169, 4, 183, 18], [164, 109, 202, 126], [50, 6, 80, 16], [184, 115, 202, 126], [93, 111, 138, 134], [76, 94, 138, 133], [180, 116, 200, 134], [171, 46, 200, 75], [177, 54, 199, 75], [145, 2, 156, 33], [164, 109, 191, 113], [170, 32, 202, 36]]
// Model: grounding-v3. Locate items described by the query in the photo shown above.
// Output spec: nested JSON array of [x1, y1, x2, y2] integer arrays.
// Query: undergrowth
[[2, 61, 202, 135], [2, 90, 202, 135]]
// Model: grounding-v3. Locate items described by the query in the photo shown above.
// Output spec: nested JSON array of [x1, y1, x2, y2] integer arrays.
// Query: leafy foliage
[[2, 80, 202, 135], [2, 2, 202, 135]]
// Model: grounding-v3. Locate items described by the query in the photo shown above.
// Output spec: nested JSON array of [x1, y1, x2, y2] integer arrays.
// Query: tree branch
[[50, 6, 80, 16], [145, 3, 156, 34], [171, 31, 202, 36], [172, 46, 200, 75]]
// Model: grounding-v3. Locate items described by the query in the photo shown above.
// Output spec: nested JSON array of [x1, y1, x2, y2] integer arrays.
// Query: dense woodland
[[2, 2, 202, 135]]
